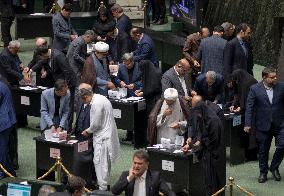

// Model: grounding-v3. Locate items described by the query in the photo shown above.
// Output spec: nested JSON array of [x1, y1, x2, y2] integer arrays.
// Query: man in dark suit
[[197, 25, 227, 75], [111, 4, 132, 35], [106, 22, 131, 64], [52, 3, 78, 52], [0, 40, 30, 86], [194, 71, 224, 104], [130, 27, 158, 66], [245, 67, 284, 183], [161, 58, 196, 101], [111, 150, 175, 196], [0, 0, 26, 47], [223, 23, 253, 76], [115, 52, 142, 97]]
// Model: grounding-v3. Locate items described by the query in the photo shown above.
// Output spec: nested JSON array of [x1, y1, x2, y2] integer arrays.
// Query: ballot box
[[11, 86, 44, 117], [33, 136, 92, 184], [148, 148, 204, 196], [15, 12, 97, 39], [110, 98, 147, 148], [224, 112, 246, 165]]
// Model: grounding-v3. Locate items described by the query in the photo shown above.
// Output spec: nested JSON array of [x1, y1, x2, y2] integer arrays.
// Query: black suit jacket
[[111, 170, 175, 196], [51, 49, 76, 87], [0, 47, 23, 85], [223, 37, 253, 76]]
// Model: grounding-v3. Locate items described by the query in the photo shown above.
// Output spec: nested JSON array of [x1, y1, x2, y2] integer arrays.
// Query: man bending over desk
[[40, 79, 70, 132]]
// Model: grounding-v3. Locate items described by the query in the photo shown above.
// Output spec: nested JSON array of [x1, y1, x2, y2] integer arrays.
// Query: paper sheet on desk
[[173, 150, 183, 154], [30, 13, 45, 16], [20, 86, 38, 90], [126, 97, 143, 101]]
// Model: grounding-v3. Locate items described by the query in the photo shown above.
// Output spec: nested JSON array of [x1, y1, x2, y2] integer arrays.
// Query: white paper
[[113, 109, 122, 119], [162, 160, 174, 172], [78, 141, 89, 152], [233, 115, 241, 127], [173, 150, 183, 154], [126, 96, 143, 101], [67, 140, 78, 144], [30, 13, 45, 16], [20, 96, 30, 105], [50, 148, 60, 159], [19, 86, 38, 90]]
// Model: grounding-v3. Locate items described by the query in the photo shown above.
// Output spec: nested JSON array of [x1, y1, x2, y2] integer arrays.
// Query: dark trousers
[[1, 17, 14, 47], [0, 127, 16, 178], [68, 86, 76, 131], [153, 0, 166, 21], [256, 124, 284, 174]]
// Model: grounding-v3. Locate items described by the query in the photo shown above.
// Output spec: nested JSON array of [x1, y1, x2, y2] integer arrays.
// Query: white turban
[[164, 88, 178, 100], [94, 41, 109, 52]]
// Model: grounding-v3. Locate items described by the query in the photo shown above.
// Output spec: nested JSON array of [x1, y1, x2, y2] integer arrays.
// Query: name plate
[[78, 141, 88, 152], [21, 96, 30, 105], [233, 115, 241, 127], [50, 148, 60, 159], [162, 160, 174, 172]]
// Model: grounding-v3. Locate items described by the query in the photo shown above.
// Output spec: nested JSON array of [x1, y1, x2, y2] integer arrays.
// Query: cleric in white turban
[[94, 41, 109, 53], [147, 88, 190, 145]]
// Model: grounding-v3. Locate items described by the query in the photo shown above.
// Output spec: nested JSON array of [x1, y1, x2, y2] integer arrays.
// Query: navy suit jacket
[[115, 63, 142, 97], [245, 82, 284, 131], [194, 73, 224, 103], [133, 33, 158, 66], [0, 81, 16, 132], [117, 13, 132, 35], [223, 37, 253, 76]]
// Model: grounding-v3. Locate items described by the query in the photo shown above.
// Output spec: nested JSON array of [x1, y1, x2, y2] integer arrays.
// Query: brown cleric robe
[[147, 97, 190, 146]]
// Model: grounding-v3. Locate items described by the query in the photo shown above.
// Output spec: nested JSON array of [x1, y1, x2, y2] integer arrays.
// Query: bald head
[[192, 95, 202, 108], [175, 58, 190, 76], [36, 38, 47, 47]]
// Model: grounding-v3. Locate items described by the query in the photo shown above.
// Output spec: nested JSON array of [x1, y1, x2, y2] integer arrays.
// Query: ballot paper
[[19, 86, 38, 90]]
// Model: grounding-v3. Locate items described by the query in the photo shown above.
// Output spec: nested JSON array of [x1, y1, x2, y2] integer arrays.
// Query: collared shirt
[[138, 33, 144, 44], [174, 66, 188, 96], [237, 36, 248, 57], [133, 170, 147, 196], [263, 82, 273, 104]]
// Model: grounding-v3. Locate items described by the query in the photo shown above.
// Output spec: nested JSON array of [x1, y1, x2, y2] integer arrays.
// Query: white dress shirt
[[133, 171, 147, 196], [264, 83, 273, 104], [174, 66, 188, 97]]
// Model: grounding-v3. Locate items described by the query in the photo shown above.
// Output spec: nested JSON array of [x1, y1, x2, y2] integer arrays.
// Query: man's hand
[[127, 166, 136, 182], [41, 70, 47, 78], [81, 130, 89, 137], [23, 75, 31, 84], [230, 106, 241, 113], [135, 90, 143, 97], [57, 127, 63, 132], [120, 81, 127, 88], [70, 35, 78, 40], [127, 83, 135, 89], [182, 144, 190, 152], [244, 126, 251, 133], [186, 137, 192, 145], [163, 108, 172, 117], [107, 82, 115, 90], [184, 96, 192, 101], [191, 91, 197, 96], [51, 126, 56, 133], [169, 121, 179, 129], [193, 60, 200, 67]]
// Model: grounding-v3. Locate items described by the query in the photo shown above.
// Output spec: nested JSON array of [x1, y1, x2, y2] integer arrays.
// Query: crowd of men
[[1, 2, 284, 196]]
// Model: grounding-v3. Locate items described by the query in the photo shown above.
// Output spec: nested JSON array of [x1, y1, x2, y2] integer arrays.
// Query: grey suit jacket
[[161, 67, 192, 96], [52, 12, 77, 51], [197, 35, 227, 75], [40, 88, 70, 130], [66, 36, 87, 83]]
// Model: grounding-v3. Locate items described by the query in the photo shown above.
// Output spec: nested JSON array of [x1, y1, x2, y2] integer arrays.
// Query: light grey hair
[[221, 22, 234, 31], [9, 40, 21, 48], [38, 185, 56, 196], [122, 52, 134, 61], [84, 30, 95, 36], [206, 71, 216, 80], [78, 88, 93, 97]]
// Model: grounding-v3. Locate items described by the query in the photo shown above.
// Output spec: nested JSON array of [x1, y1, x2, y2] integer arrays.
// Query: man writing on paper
[[80, 83, 120, 190]]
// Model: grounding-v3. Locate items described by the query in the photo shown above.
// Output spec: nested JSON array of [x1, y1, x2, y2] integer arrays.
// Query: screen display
[[7, 183, 31, 196], [170, 0, 197, 25]]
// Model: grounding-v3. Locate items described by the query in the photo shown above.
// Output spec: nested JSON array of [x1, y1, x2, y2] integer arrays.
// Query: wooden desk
[[224, 113, 246, 165]]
